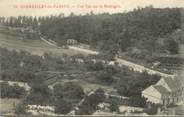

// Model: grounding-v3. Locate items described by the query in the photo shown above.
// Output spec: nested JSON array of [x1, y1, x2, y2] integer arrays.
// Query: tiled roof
[[153, 85, 169, 94], [162, 77, 181, 92], [175, 74, 184, 87]]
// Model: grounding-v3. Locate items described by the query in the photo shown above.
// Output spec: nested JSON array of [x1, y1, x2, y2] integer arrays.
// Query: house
[[119, 106, 144, 114], [142, 76, 184, 106], [77, 43, 90, 49], [142, 85, 170, 104], [97, 102, 110, 111], [27, 105, 57, 116], [67, 39, 78, 45]]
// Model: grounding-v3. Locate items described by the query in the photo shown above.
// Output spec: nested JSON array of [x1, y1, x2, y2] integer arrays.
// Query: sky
[[0, 0, 184, 17]]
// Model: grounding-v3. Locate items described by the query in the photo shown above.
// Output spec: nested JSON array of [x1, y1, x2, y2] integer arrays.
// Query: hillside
[[0, 28, 88, 57], [37, 7, 183, 74], [0, 6, 184, 116], [38, 7, 182, 55]]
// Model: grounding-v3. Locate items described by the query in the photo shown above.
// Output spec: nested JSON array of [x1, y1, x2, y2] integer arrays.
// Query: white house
[[142, 76, 184, 106], [142, 85, 169, 104], [67, 39, 78, 45]]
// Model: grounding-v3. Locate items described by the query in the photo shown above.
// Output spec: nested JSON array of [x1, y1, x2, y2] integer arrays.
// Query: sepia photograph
[[0, 0, 184, 116]]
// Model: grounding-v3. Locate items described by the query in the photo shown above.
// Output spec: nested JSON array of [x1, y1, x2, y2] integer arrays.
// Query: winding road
[[40, 37, 175, 78]]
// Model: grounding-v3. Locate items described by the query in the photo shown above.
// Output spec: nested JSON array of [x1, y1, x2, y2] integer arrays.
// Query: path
[[40, 38, 175, 78], [116, 58, 175, 78]]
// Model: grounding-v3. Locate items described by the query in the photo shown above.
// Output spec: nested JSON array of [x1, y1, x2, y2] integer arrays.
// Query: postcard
[[0, 0, 184, 116]]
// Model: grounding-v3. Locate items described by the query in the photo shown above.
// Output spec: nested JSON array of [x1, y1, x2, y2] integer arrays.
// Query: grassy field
[[0, 32, 87, 57], [0, 98, 21, 114]]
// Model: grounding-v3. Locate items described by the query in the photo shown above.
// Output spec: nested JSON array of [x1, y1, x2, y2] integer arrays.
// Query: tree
[[53, 82, 84, 100], [14, 102, 27, 115], [115, 72, 160, 97], [77, 88, 105, 115], [165, 38, 179, 54], [109, 99, 119, 112], [128, 95, 147, 107], [94, 88, 105, 102], [54, 99, 72, 114], [77, 103, 94, 115], [105, 65, 120, 75], [53, 84, 64, 99], [96, 71, 113, 84], [26, 82, 52, 105]]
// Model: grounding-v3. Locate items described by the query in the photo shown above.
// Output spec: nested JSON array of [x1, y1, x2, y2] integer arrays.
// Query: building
[[67, 39, 78, 45], [67, 39, 91, 49], [97, 102, 110, 111], [77, 43, 90, 49], [142, 85, 169, 104], [142, 76, 184, 106]]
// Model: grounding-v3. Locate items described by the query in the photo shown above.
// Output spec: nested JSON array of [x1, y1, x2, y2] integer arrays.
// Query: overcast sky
[[0, 0, 184, 17]]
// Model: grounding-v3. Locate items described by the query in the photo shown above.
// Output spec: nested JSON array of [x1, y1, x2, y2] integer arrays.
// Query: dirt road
[[116, 58, 175, 78]]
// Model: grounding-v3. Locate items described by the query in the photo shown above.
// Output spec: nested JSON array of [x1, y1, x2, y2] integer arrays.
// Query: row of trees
[[0, 16, 40, 28]]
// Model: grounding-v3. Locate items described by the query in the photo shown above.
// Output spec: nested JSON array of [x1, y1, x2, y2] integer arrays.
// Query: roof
[[162, 77, 180, 92], [174, 77, 184, 87], [175, 74, 184, 87], [153, 85, 170, 94]]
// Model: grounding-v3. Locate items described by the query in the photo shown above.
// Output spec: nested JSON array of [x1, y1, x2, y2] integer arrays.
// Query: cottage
[[142, 76, 184, 106]]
